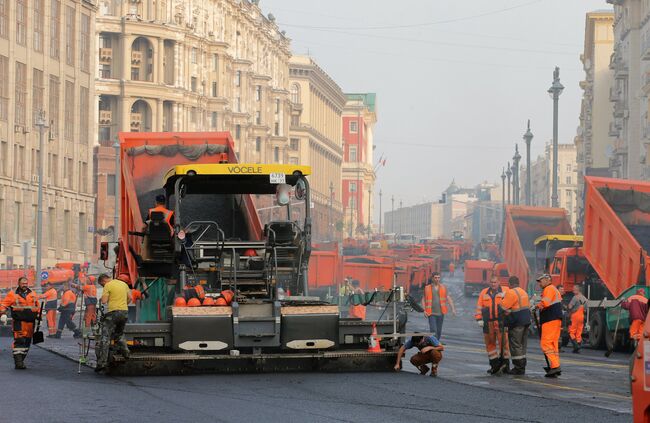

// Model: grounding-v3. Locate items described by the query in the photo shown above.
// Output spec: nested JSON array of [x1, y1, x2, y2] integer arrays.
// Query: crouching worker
[[95, 274, 132, 373], [394, 335, 444, 377]]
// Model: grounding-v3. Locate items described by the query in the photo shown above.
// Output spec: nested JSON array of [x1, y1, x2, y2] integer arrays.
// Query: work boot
[[14, 354, 26, 370], [510, 367, 525, 375], [52, 331, 62, 339], [487, 358, 500, 375], [545, 367, 561, 378], [73, 329, 82, 339], [500, 359, 511, 374], [417, 364, 430, 375], [571, 340, 580, 354]]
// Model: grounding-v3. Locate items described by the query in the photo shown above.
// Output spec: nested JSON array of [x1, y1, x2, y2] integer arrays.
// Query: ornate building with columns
[[93, 0, 292, 253]]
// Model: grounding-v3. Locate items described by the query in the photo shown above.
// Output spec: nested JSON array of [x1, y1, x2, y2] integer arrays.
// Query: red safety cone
[[367, 322, 382, 353]]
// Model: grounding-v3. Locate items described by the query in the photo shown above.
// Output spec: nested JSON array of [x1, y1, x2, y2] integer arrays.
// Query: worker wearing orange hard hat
[[536, 274, 562, 378]]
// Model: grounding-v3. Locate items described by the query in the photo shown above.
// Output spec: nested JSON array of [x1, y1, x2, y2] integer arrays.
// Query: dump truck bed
[[501, 206, 573, 291], [583, 176, 650, 298]]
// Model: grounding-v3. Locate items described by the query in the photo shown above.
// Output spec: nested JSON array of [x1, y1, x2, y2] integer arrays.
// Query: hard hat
[[173, 297, 187, 307], [202, 297, 215, 306], [187, 298, 201, 307], [243, 249, 257, 257], [535, 274, 551, 282], [215, 297, 227, 306], [221, 290, 235, 304]]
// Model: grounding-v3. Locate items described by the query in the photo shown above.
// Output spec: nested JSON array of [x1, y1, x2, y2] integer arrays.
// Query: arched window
[[290, 83, 300, 104]]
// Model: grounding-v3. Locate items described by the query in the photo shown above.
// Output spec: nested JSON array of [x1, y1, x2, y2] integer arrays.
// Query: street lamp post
[[506, 163, 512, 205], [523, 120, 534, 206], [113, 138, 121, 243], [379, 189, 383, 235], [34, 112, 49, 294], [501, 168, 506, 214], [548, 67, 564, 208], [328, 181, 334, 241], [513, 145, 521, 206]]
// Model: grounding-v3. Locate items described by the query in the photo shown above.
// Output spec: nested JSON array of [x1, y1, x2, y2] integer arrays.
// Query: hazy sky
[[263, 0, 608, 212]]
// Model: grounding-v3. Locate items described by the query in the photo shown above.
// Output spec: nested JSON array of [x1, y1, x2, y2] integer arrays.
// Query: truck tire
[[589, 311, 606, 349]]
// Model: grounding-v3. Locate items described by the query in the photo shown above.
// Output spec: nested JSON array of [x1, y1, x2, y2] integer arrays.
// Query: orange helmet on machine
[[173, 297, 187, 307], [202, 297, 215, 306], [221, 290, 235, 304], [187, 298, 202, 307], [243, 249, 257, 257], [214, 297, 227, 306]]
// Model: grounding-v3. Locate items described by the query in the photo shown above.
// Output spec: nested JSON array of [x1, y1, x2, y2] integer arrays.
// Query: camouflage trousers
[[96, 310, 129, 368]]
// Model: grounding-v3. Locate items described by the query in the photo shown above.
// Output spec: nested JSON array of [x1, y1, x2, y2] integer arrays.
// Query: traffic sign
[[40, 271, 49, 281]]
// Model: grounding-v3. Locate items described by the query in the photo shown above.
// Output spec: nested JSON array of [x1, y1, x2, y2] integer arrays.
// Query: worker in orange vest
[[55, 282, 81, 339], [73, 279, 98, 329], [536, 274, 563, 377], [38, 284, 59, 337], [422, 272, 456, 340], [475, 275, 510, 374], [147, 194, 175, 235], [567, 285, 587, 353], [0, 277, 40, 369], [348, 280, 366, 320], [621, 288, 649, 347], [499, 276, 531, 375]]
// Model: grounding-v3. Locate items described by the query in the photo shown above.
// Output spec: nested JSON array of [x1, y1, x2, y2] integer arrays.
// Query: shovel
[[32, 303, 45, 345]]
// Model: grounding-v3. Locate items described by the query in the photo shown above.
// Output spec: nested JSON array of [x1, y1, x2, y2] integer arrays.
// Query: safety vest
[[424, 284, 448, 316], [40, 288, 58, 310], [0, 288, 39, 321], [539, 284, 563, 324], [148, 205, 174, 233], [82, 284, 97, 306], [475, 286, 508, 322], [60, 290, 77, 311], [500, 287, 531, 328]]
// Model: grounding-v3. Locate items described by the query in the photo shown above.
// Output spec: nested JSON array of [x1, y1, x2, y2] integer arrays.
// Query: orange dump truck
[[501, 206, 574, 293]]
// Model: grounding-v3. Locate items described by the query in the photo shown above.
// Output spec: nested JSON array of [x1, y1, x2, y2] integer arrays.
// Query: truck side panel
[[583, 176, 650, 298]]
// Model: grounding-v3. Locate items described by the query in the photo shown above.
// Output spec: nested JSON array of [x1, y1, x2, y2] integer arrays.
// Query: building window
[[289, 157, 299, 165], [211, 82, 217, 97], [291, 115, 299, 127], [274, 122, 279, 136], [0, 56, 7, 121], [63, 210, 70, 248], [255, 137, 261, 152], [16, 0, 27, 46], [349, 182, 357, 193], [190, 107, 197, 124], [349, 146, 357, 162], [290, 84, 300, 104], [211, 112, 218, 128], [273, 147, 279, 162], [566, 164, 572, 172], [275, 99, 280, 114], [235, 124, 241, 140], [191, 77, 197, 92], [65, 6, 75, 66], [64, 81, 74, 141], [14, 62, 27, 126], [0, 0, 8, 39], [255, 111, 261, 125], [80, 14, 90, 72], [349, 196, 356, 209], [50, 1, 61, 59], [565, 176, 571, 185], [49, 75, 60, 136], [235, 71, 241, 87], [107, 174, 116, 196], [255, 85, 262, 101], [79, 87, 89, 139], [235, 97, 241, 112], [14, 202, 21, 242], [349, 120, 358, 133], [78, 213, 86, 251], [212, 54, 218, 71], [191, 48, 198, 64], [32, 69, 44, 127], [34, 0, 45, 52], [290, 138, 299, 151]]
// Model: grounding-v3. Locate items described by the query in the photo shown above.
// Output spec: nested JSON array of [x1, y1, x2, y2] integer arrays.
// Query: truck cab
[[463, 259, 494, 297]]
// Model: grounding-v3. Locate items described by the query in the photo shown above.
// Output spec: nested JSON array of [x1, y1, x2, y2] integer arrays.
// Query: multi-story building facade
[[342, 94, 376, 238], [384, 202, 444, 239], [0, 0, 96, 268], [607, 0, 643, 179], [288, 55, 345, 241], [93, 0, 292, 253], [576, 10, 615, 230], [523, 143, 579, 229]]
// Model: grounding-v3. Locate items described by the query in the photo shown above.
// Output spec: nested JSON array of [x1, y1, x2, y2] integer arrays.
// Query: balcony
[[99, 48, 112, 64], [130, 113, 142, 131], [99, 110, 112, 125]]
